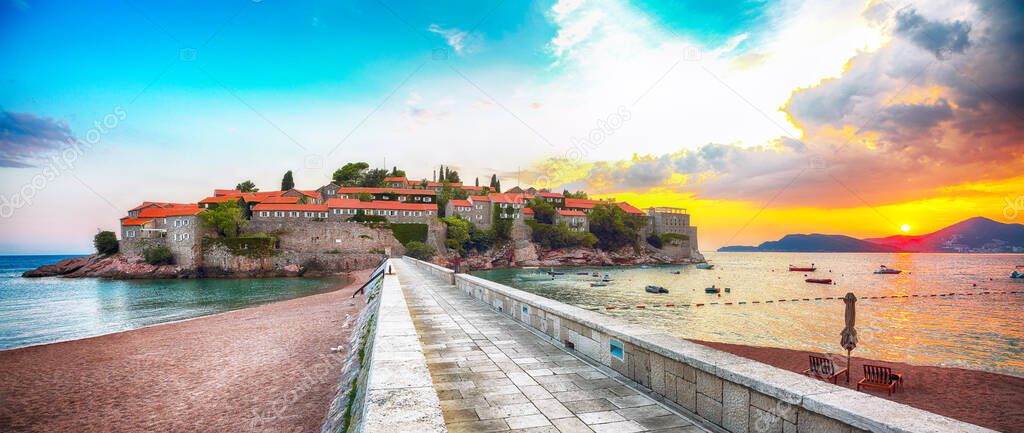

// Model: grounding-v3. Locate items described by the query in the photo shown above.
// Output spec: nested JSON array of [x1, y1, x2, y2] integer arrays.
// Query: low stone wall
[[406, 258, 994, 433]]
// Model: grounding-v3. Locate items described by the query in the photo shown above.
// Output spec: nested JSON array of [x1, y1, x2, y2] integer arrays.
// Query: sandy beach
[[694, 340, 1024, 433], [0, 269, 372, 433]]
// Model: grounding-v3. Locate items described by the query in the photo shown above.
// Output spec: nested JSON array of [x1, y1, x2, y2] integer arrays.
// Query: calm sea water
[[0, 255, 341, 350], [473, 252, 1024, 376]]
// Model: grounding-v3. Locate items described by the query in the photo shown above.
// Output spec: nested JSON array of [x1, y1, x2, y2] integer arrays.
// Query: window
[[126, 229, 136, 238]]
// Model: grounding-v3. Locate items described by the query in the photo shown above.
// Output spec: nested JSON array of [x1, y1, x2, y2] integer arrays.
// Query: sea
[[472, 252, 1024, 377], [0, 255, 340, 351]]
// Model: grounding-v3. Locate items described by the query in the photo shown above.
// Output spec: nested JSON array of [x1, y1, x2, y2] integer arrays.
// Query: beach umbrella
[[839, 292, 858, 383]]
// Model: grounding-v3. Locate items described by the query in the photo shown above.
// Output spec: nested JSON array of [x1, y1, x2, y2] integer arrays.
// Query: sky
[[1, 0, 1022, 254]]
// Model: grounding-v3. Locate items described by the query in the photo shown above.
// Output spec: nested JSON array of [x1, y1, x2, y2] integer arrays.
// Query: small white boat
[[1012, 266, 1024, 279], [695, 263, 714, 270], [645, 285, 669, 294], [874, 265, 902, 275]]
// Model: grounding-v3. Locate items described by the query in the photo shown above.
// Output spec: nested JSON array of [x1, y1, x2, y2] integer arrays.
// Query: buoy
[[606, 306, 616, 310]]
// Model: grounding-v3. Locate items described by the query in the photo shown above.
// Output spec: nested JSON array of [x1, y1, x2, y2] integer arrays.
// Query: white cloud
[[428, 24, 478, 55]]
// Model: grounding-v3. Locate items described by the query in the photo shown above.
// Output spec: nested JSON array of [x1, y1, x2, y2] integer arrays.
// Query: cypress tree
[[281, 170, 294, 190]]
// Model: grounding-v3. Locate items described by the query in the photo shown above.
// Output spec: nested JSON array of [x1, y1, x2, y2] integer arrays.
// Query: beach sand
[[0, 269, 372, 433], [693, 339, 1024, 433]]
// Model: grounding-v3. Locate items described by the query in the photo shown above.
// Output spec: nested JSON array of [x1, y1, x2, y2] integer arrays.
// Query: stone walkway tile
[[577, 411, 627, 425], [448, 418, 511, 433], [589, 420, 646, 433], [476, 402, 541, 420], [507, 414, 553, 429], [532, 398, 574, 420], [649, 427, 703, 433], [615, 405, 672, 420], [551, 416, 596, 433], [608, 395, 658, 409], [394, 259, 708, 433], [563, 399, 618, 414], [635, 415, 693, 430]]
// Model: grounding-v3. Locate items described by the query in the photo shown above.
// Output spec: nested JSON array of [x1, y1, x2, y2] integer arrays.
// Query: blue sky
[[5, 0, 1016, 254]]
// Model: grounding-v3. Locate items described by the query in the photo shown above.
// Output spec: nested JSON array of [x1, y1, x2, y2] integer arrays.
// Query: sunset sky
[[1, 0, 1022, 253]]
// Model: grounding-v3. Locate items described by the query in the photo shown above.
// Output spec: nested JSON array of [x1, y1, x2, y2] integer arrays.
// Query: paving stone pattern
[[394, 260, 709, 433]]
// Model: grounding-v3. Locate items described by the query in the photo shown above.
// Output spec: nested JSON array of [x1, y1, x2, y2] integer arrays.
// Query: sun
[[900, 224, 911, 232]]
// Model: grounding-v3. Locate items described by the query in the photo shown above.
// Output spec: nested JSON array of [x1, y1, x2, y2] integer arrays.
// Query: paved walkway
[[394, 259, 708, 433]]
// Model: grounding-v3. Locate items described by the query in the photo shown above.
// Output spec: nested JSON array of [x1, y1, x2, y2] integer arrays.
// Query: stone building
[[332, 187, 435, 203], [326, 198, 436, 224], [251, 203, 330, 221], [554, 209, 589, 232], [120, 205, 204, 267]]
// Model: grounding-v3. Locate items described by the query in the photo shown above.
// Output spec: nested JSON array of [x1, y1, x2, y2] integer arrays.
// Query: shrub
[[390, 223, 428, 245], [646, 234, 663, 248], [404, 241, 435, 261], [441, 216, 471, 254], [588, 203, 646, 250], [143, 245, 174, 265], [526, 220, 597, 249], [94, 231, 119, 255], [526, 198, 556, 224], [661, 233, 689, 245]]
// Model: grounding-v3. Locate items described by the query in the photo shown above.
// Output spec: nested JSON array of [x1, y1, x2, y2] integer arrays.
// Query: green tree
[[332, 162, 369, 186], [359, 168, 389, 187], [198, 199, 247, 237], [281, 170, 295, 190], [356, 192, 374, 202], [235, 180, 258, 192], [404, 241, 435, 261], [438, 164, 446, 182], [588, 203, 646, 250], [441, 216, 471, 255], [94, 231, 119, 255], [526, 220, 596, 249], [445, 167, 461, 183], [563, 190, 588, 199], [390, 166, 406, 177], [492, 204, 513, 241], [143, 245, 174, 265], [526, 198, 556, 224], [475, 177, 479, 187], [489, 174, 501, 193]]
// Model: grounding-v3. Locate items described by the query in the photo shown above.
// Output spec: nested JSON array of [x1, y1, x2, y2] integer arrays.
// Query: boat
[[696, 263, 714, 270], [724, 287, 731, 293], [522, 266, 539, 270], [671, 271, 681, 275], [602, 275, 613, 282], [705, 286, 720, 293], [576, 272, 590, 275], [592, 272, 600, 277], [805, 278, 833, 284], [1012, 266, 1024, 279], [590, 283, 608, 287], [874, 265, 902, 275], [547, 268, 565, 276], [645, 285, 669, 294], [789, 264, 816, 272]]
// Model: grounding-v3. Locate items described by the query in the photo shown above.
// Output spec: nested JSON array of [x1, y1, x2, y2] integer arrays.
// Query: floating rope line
[[580, 290, 1023, 311]]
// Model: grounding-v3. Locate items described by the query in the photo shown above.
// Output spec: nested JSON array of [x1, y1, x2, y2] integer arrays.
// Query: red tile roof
[[469, 195, 490, 202], [253, 203, 328, 212], [327, 198, 436, 211], [426, 181, 462, 187], [129, 202, 198, 212], [214, 189, 242, 197], [261, 196, 301, 204], [137, 207, 204, 218], [488, 194, 526, 204], [121, 218, 153, 226], [336, 187, 436, 196], [461, 185, 484, 191], [558, 209, 587, 217], [616, 202, 646, 215], [539, 192, 564, 198], [564, 198, 603, 209], [294, 189, 322, 199], [384, 176, 407, 182], [199, 196, 240, 204], [449, 199, 472, 207], [524, 208, 535, 215]]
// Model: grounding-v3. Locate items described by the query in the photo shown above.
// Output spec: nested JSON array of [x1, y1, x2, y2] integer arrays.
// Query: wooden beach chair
[[857, 364, 903, 396], [802, 355, 848, 384]]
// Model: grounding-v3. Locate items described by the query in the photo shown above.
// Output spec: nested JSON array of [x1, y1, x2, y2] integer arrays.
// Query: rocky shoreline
[[21, 254, 350, 279]]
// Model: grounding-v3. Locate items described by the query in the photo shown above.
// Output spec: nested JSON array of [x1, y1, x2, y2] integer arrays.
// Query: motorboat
[[1012, 266, 1024, 279], [547, 268, 565, 276], [724, 287, 731, 293], [805, 278, 833, 284], [874, 265, 902, 275], [671, 271, 681, 275], [705, 286, 720, 293], [590, 282, 608, 287], [645, 285, 669, 294], [696, 263, 714, 270], [592, 272, 601, 277], [576, 272, 590, 275], [602, 275, 613, 282], [789, 264, 816, 272]]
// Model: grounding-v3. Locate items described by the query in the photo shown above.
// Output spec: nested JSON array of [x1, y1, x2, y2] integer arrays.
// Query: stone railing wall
[[406, 258, 993, 433]]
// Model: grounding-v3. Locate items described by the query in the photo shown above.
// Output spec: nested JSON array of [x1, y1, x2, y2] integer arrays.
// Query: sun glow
[[900, 224, 911, 232]]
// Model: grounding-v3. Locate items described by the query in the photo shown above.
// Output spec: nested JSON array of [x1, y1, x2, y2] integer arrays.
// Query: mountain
[[718, 217, 1024, 253], [863, 217, 1024, 253], [719, 234, 899, 253]]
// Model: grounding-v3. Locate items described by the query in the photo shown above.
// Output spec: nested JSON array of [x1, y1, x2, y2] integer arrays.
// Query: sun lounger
[[857, 364, 903, 396], [802, 355, 849, 384]]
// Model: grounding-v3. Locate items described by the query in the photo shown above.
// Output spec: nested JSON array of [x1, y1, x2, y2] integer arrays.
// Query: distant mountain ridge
[[719, 217, 1024, 253]]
